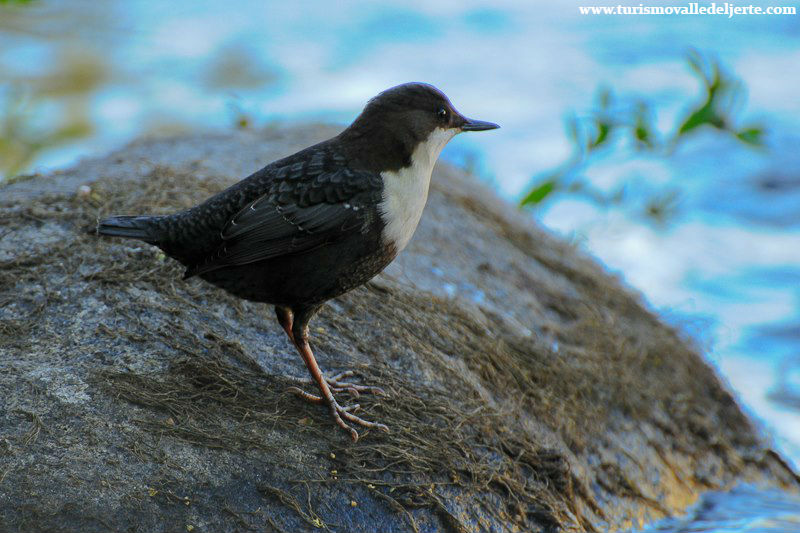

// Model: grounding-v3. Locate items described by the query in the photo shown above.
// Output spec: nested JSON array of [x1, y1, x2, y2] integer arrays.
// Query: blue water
[[3, 1, 800, 528], [635, 485, 800, 532]]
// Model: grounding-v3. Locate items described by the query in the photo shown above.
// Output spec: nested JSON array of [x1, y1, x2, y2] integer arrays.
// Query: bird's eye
[[436, 107, 448, 120]]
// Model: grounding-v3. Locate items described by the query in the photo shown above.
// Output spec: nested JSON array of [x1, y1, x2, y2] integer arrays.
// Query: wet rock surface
[[1, 125, 797, 532]]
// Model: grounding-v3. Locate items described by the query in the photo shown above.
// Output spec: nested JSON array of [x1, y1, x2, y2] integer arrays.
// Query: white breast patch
[[378, 127, 457, 252]]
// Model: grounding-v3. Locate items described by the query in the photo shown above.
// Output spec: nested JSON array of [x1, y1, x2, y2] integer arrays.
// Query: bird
[[96, 82, 499, 441]]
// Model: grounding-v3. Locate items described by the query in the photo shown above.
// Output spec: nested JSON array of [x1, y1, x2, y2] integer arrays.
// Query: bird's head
[[342, 82, 499, 171]]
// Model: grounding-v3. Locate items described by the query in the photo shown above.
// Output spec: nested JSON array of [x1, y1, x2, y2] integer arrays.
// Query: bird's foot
[[326, 370, 386, 399], [287, 370, 385, 399], [288, 378, 389, 441], [327, 397, 390, 442]]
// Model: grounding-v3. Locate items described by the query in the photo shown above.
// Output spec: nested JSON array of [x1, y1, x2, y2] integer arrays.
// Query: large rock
[[1, 125, 797, 532]]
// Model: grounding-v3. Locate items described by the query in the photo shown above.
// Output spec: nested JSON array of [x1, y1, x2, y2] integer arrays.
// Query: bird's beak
[[460, 117, 500, 132]]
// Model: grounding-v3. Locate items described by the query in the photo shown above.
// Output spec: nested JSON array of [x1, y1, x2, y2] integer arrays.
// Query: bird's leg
[[284, 306, 389, 441], [289, 330, 390, 441], [275, 306, 294, 343], [276, 306, 384, 398]]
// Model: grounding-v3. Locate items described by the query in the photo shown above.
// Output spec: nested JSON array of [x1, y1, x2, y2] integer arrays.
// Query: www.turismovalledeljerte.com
[[578, 2, 796, 17]]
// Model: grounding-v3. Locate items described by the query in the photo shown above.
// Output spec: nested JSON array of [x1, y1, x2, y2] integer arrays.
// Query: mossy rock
[[1, 126, 797, 532]]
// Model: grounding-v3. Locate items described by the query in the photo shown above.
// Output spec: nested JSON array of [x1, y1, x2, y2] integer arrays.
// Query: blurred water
[[635, 485, 800, 532], [2, 1, 800, 528]]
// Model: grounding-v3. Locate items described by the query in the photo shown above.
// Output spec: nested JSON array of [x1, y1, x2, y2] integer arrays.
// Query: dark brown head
[[341, 82, 498, 172]]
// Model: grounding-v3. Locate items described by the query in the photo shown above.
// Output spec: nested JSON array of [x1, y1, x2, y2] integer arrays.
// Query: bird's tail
[[96, 215, 161, 242]]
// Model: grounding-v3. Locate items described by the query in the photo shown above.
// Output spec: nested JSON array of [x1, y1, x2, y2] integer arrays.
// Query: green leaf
[[520, 179, 557, 207], [736, 126, 764, 146], [677, 100, 724, 136], [632, 102, 656, 149], [588, 121, 611, 150], [635, 124, 650, 143], [686, 48, 715, 88], [676, 50, 734, 140]]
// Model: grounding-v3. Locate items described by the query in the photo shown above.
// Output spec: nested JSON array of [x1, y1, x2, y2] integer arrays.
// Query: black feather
[[97, 215, 159, 241], [183, 165, 382, 278]]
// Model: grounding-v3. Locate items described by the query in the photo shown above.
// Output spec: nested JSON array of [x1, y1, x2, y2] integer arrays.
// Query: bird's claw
[[326, 370, 386, 398], [288, 386, 325, 404], [288, 370, 385, 399], [328, 397, 390, 442], [288, 372, 389, 441]]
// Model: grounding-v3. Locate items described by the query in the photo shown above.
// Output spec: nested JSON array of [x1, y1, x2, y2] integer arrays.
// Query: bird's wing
[[184, 166, 383, 277]]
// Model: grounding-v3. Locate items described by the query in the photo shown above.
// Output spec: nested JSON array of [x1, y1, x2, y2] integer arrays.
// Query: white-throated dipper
[[97, 82, 499, 441]]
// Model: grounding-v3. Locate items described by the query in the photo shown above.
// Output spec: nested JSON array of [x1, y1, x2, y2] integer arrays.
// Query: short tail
[[97, 215, 160, 242]]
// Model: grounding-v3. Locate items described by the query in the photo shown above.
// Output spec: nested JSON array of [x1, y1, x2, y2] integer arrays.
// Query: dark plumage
[[97, 82, 498, 440]]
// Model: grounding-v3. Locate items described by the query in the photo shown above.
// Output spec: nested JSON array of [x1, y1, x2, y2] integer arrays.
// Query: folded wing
[[184, 167, 382, 278]]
